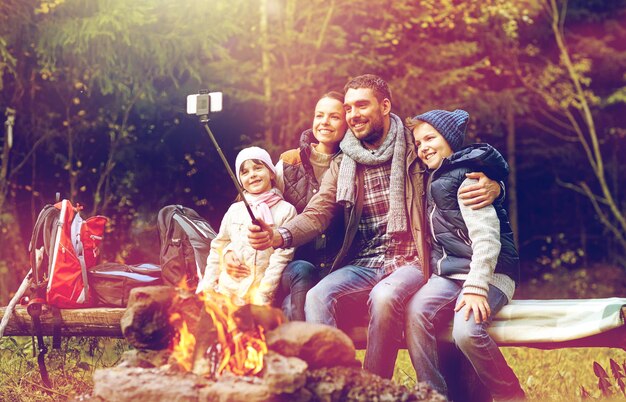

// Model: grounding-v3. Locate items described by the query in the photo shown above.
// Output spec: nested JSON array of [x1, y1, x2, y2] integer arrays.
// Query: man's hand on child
[[248, 218, 282, 250], [224, 251, 250, 278], [455, 293, 491, 323], [458, 172, 501, 210]]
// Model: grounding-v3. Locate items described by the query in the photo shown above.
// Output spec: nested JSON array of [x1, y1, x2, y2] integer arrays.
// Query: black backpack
[[87, 262, 162, 307], [157, 205, 217, 288]]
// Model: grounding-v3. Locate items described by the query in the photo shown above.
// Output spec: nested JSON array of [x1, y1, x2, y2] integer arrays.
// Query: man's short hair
[[344, 74, 392, 104]]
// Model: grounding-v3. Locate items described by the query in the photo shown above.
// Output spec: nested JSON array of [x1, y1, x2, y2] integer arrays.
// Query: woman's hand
[[224, 251, 250, 278], [455, 293, 491, 323]]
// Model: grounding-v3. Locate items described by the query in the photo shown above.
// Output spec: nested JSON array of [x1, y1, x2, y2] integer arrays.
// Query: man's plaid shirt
[[350, 161, 419, 275]]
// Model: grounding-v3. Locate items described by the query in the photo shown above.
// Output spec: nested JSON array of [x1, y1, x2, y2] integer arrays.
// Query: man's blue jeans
[[405, 275, 525, 400], [305, 264, 425, 379]]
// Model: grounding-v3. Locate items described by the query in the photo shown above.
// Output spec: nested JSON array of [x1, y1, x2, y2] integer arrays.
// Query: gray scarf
[[336, 113, 408, 235]]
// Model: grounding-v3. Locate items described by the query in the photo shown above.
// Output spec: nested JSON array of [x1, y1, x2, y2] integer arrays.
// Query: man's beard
[[359, 117, 385, 146]]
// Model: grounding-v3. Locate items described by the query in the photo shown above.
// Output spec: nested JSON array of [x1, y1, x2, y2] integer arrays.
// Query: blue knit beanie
[[413, 109, 469, 152]]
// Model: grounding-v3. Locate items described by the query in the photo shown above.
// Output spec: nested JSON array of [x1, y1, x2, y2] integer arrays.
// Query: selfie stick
[[201, 121, 259, 225]]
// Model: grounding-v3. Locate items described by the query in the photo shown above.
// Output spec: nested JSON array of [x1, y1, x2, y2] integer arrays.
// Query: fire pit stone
[[266, 321, 360, 369]]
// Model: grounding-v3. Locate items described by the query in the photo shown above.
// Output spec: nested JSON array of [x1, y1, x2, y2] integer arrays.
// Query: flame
[[169, 290, 268, 377], [177, 275, 191, 292], [169, 313, 195, 372]]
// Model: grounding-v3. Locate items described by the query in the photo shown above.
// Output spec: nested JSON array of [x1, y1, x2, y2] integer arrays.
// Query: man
[[248, 74, 500, 379]]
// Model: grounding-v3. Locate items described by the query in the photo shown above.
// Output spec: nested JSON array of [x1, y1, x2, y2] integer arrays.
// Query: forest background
[[0, 0, 625, 303]]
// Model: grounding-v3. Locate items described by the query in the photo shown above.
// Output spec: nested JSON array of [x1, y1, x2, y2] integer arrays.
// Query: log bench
[[1, 298, 625, 351]]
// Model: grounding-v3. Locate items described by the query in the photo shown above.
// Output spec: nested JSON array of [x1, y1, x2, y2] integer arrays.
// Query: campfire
[[169, 287, 273, 378], [89, 286, 445, 402]]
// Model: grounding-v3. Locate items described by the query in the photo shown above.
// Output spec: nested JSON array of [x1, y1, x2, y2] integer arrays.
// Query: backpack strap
[[51, 306, 62, 349], [28, 205, 57, 299], [26, 298, 52, 389], [74, 235, 90, 304], [26, 205, 60, 390]]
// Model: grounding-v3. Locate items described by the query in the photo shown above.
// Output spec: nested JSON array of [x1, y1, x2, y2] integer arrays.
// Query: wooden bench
[[2, 299, 625, 351]]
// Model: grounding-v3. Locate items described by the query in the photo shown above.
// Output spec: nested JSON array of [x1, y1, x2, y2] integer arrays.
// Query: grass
[[355, 347, 626, 400], [0, 337, 128, 402], [2, 333, 626, 401]]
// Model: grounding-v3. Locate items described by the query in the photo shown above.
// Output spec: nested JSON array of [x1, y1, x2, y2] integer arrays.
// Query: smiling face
[[239, 159, 274, 195], [343, 88, 390, 148], [412, 122, 453, 170], [312, 96, 347, 153]]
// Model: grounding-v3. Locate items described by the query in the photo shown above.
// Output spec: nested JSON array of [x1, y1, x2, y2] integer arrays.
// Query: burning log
[[233, 304, 285, 332], [120, 286, 179, 350], [173, 290, 285, 378], [118, 284, 287, 379], [120, 286, 287, 351]]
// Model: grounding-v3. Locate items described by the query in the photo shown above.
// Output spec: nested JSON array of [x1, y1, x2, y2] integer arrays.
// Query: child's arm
[[196, 207, 233, 294], [254, 204, 297, 304], [455, 177, 501, 322]]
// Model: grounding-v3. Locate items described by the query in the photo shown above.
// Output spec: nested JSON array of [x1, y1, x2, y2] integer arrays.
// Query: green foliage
[[605, 86, 626, 106], [1, 0, 625, 300], [536, 233, 586, 271]]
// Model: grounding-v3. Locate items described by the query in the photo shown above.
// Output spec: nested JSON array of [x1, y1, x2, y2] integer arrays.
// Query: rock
[[266, 321, 359, 369], [262, 351, 308, 394], [304, 366, 447, 402], [198, 372, 275, 402], [92, 367, 209, 402], [90, 348, 444, 402]]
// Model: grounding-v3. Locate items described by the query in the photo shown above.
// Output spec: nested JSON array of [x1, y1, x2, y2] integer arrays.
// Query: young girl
[[404, 109, 525, 400], [196, 146, 296, 306]]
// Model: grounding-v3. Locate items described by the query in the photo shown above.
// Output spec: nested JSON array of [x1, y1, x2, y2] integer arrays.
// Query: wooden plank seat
[[1, 298, 625, 351]]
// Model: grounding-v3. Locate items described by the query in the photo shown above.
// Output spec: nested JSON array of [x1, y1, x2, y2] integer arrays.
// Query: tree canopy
[[1, 0, 625, 301]]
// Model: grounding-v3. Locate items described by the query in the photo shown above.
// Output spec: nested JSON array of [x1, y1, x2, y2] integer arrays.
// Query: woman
[[274, 91, 348, 320]]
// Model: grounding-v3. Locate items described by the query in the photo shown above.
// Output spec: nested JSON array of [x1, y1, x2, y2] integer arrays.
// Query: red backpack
[[24, 200, 107, 388], [29, 200, 108, 308]]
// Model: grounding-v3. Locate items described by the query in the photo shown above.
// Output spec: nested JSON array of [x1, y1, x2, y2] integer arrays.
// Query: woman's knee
[[282, 260, 316, 287], [304, 281, 327, 306]]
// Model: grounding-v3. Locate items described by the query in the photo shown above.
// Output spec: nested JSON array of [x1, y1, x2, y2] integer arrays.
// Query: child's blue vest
[[427, 143, 519, 283]]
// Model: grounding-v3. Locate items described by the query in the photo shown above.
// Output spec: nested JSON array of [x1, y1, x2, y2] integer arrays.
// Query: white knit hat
[[234, 146, 276, 185]]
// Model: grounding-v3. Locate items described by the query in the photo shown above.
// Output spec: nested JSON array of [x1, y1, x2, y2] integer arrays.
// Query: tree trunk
[[548, 0, 626, 254], [259, 0, 273, 144], [0, 109, 15, 213], [505, 103, 519, 248]]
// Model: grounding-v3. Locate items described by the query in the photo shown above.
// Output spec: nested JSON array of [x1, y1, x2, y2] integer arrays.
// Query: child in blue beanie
[[403, 109, 525, 401]]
